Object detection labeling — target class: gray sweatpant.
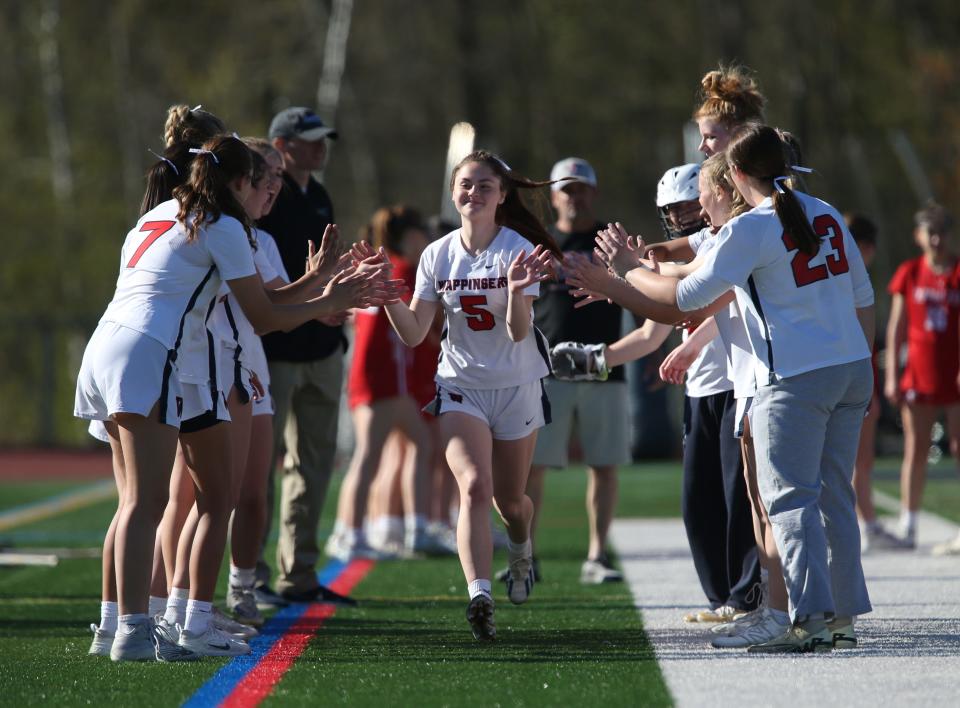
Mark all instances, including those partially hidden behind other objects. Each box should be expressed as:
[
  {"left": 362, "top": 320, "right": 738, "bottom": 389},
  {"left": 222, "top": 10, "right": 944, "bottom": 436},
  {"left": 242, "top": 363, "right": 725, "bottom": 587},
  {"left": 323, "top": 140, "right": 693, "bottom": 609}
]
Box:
[{"left": 752, "top": 358, "right": 873, "bottom": 622}]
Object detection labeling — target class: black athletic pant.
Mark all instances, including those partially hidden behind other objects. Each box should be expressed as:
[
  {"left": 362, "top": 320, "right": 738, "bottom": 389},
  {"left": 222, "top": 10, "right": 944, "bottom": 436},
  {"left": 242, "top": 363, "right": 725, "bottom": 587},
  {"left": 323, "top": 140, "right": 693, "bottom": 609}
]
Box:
[{"left": 681, "top": 390, "right": 760, "bottom": 610}]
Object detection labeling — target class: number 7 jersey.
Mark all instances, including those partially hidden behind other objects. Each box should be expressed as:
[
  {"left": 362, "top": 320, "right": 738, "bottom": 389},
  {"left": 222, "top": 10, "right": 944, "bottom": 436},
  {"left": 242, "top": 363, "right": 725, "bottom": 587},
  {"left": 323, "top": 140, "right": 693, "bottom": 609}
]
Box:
[
  {"left": 413, "top": 227, "right": 551, "bottom": 389},
  {"left": 676, "top": 191, "right": 874, "bottom": 386}
]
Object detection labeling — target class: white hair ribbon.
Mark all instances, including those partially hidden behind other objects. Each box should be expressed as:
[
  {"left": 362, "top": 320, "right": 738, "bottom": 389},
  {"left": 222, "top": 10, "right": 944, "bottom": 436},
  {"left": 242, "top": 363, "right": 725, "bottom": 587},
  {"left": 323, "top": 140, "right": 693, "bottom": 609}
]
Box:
[
  {"left": 147, "top": 148, "right": 179, "bottom": 176},
  {"left": 790, "top": 165, "right": 814, "bottom": 173},
  {"left": 493, "top": 156, "right": 512, "bottom": 172},
  {"left": 190, "top": 104, "right": 203, "bottom": 112},
  {"left": 188, "top": 147, "right": 219, "bottom": 164},
  {"left": 774, "top": 165, "right": 815, "bottom": 192}
]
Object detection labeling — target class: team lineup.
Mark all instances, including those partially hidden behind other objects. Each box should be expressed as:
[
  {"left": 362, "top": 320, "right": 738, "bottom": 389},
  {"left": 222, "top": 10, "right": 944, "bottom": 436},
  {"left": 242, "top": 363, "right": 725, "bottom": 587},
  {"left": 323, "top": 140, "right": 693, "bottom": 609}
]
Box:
[{"left": 72, "top": 63, "right": 959, "bottom": 664}]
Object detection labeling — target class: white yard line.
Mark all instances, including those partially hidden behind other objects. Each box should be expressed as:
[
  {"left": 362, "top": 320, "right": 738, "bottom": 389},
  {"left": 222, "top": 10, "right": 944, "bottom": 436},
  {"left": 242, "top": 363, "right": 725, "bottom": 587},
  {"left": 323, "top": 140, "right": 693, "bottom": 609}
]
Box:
[{"left": 611, "top": 513, "right": 960, "bottom": 707}]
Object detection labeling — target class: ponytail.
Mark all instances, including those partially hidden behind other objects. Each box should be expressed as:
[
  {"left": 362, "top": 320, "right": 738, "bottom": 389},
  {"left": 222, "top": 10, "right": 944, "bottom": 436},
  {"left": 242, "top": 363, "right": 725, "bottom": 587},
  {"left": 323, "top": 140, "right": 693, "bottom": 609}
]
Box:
[
  {"left": 173, "top": 134, "right": 253, "bottom": 244},
  {"left": 450, "top": 150, "right": 562, "bottom": 258},
  {"left": 140, "top": 142, "right": 194, "bottom": 216},
  {"left": 727, "top": 124, "right": 820, "bottom": 255},
  {"left": 163, "top": 104, "right": 226, "bottom": 148}
]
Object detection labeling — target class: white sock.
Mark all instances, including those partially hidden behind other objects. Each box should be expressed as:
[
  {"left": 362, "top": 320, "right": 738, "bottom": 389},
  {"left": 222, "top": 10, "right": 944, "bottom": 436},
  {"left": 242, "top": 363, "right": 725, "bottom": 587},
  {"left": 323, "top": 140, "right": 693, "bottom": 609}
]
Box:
[
  {"left": 759, "top": 567, "right": 769, "bottom": 584},
  {"left": 343, "top": 526, "right": 359, "bottom": 546},
  {"left": 183, "top": 599, "right": 213, "bottom": 635},
  {"left": 99, "top": 601, "right": 118, "bottom": 633},
  {"left": 148, "top": 595, "right": 168, "bottom": 618},
  {"left": 507, "top": 538, "right": 531, "bottom": 560},
  {"left": 769, "top": 608, "right": 790, "bottom": 625},
  {"left": 405, "top": 513, "right": 427, "bottom": 533},
  {"left": 900, "top": 510, "right": 917, "bottom": 533},
  {"left": 164, "top": 587, "right": 189, "bottom": 626},
  {"left": 385, "top": 516, "right": 405, "bottom": 544},
  {"left": 333, "top": 519, "right": 346, "bottom": 536},
  {"left": 229, "top": 565, "right": 256, "bottom": 590},
  {"left": 118, "top": 613, "right": 148, "bottom": 631},
  {"left": 468, "top": 579, "right": 492, "bottom": 600}
]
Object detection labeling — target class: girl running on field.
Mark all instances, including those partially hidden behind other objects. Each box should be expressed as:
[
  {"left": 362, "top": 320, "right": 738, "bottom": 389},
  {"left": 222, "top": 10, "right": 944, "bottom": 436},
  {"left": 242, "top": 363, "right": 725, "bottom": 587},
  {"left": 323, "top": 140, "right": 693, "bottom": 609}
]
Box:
[{"left": 381, "top": 150, "right": 558, "bottom": 639}]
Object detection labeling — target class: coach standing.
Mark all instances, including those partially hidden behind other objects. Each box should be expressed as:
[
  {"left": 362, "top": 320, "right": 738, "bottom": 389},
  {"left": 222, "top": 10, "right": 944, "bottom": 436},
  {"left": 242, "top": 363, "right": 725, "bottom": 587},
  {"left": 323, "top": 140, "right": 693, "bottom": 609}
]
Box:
[
  {"left": 257, "top": 107, "right": 353, "bottom": 605},
  {"left": 528, "top": 158, "right": 632, "bottom": 584}
]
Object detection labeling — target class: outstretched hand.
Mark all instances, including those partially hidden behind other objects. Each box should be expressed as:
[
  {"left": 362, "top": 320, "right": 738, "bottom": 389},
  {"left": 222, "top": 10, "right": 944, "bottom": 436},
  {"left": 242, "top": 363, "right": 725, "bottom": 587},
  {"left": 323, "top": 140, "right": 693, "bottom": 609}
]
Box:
[
  {"left": 563, "top": 252, "right": 619, "bottom": 308},
  {"left": 594, "top": 222, "right": 645, "bottom": 277},
  {"left": 507, "top": 245, "right": 554, "bottom": 293},
  {"left": 306, "top": 224, "right": 344, "bottom": 282}
]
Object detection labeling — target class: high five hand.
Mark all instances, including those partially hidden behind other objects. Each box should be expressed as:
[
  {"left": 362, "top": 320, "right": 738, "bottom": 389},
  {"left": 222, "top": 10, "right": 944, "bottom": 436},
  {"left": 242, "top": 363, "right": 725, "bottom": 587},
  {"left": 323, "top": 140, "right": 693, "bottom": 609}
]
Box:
[
  {"left": 594, "top": 222, "right": 645, "bottom": 278},
  {"left": 507, "top": 246, "right": 554, "bottom": 292},
  {"left": 563, "top": 251, "right": 617, "bottom": 308}
]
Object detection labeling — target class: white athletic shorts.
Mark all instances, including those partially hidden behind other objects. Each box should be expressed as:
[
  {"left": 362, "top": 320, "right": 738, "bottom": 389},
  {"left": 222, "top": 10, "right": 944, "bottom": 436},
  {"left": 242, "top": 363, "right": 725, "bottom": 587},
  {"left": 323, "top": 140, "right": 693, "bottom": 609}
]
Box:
[
  {"left": 532, "top": 379, "right": 631, "bottom": 468},
  {"left": 179, "top": 380, "right": 230, "bottom": 424},
  {"left": 75, "top": 321, "right": 183, "bottom": 427},
  {"left": 87, "top": 420, "right": 110, "bottom": 443},
  {"left": 217, "top": 341, "right": 272, "bottom": 415},
  {"left": 424, "top": 379, "right": 550, "bottom": 441}
]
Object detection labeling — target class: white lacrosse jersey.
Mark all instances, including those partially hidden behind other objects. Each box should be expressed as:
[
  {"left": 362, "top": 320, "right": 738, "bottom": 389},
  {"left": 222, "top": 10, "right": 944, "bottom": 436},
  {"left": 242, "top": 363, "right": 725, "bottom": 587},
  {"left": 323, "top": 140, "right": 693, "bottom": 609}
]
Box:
[
  {"left": 713, "top": 299, "right": 757, "bottom": 400},
  {"left": 100, "top": 199, "right": 257, "bottom": 381},
  {"left": 677, "top": 192, "right": 873, "bottom": 385},
  {"left": 413, "top": 227, "right": 551, "bottom": 389},
  {"left": 683, "top": 230, "right": 733, "bottom": 398}
]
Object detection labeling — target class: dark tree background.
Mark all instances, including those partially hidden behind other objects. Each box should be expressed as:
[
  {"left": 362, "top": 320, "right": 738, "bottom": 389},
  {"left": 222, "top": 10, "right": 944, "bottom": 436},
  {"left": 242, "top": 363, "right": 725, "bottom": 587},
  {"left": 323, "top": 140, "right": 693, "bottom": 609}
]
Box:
[{"left": 2, "top": 0, "right": 958, "bottom": 444}]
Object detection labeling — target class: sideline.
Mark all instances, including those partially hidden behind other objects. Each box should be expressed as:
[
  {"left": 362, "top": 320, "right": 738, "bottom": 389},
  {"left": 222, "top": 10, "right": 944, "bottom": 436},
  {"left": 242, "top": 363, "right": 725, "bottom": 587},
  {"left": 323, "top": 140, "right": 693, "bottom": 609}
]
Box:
[
  {"left": 0, "top": 480, "right": 115, "bottom": 532},
  {"left": 183, "top": 558, "right": 375, "bottom": 708},
  {"left": 612, "top": 512, "right": 960, "bottom": 707}
]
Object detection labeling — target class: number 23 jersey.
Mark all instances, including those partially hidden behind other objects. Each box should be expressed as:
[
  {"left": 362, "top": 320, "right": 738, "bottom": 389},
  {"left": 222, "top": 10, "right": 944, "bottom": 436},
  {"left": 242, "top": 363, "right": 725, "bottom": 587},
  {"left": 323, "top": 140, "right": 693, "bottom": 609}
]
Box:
[
  {"left": 677, "top": 192, "right": 874, "bottom": 385},
  {"left": 413, "top": 227, "right": 551, "bottom": 389}
]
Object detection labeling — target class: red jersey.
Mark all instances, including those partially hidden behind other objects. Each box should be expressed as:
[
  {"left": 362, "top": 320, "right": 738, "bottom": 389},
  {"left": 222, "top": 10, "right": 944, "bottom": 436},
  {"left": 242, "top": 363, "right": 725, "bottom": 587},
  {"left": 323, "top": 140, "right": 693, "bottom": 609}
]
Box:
[
  {"left": 888, "top": 256, "right": 960, "bottom": 403},
  {"left": 347, "top": 254, "right": 438, "bottom": 409}
]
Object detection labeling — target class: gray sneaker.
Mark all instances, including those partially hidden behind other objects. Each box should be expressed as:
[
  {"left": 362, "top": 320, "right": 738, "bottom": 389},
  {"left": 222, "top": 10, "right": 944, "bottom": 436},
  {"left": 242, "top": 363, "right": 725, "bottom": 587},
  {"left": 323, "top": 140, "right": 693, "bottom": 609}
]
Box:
[
  {"left": 152, "top": 617, "right": 199, "bottom": 662},
  {"left": 110, "top": 618, "right": 155, "bottom": 662},
  {"left": 827, "top": 617, "right": 857, "bottom": 648},
  {"left": 212, "top": 605, "right": 258, "bottom": 640},
  {"left": 227, "top": 585, "right": 265, "bottom": 628},
  {"left": 253, "top": 584, "right": 289, "bottom": 610},
  {"left": 88, "top": 623, "right": 114, "bottom": 656},
  {"left": 746, "top": 620, "right": 833, "bottom": 654},
  {"left": 466, "top": 594, "right": 496, "bottom": 641},
  {"left": 506, "top": 546, "right": 535, "bottom": 605}
]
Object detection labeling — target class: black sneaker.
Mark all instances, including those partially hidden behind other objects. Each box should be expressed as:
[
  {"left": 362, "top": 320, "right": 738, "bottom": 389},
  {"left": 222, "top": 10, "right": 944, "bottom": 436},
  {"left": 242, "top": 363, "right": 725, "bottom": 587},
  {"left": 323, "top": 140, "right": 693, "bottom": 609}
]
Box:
[
  {"left": 466, "top": 594, "right": 496, "bottom": 641},
  {"left": 496, "top": 555, "right": 541, "bottom": 583},
  {"left": 280, "top": 583, "right": 358, "bottom": 607},
  {"left": 253, "top": 583, "right": 289, "bottom": 610}
]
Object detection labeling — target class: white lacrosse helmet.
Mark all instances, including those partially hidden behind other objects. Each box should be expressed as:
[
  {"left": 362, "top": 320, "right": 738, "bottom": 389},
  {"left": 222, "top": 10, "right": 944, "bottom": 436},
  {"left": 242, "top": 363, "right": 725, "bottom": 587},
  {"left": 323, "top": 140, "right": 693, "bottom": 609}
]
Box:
[{"left": 656, "top": 163, "right": 705, "bottom": 239}]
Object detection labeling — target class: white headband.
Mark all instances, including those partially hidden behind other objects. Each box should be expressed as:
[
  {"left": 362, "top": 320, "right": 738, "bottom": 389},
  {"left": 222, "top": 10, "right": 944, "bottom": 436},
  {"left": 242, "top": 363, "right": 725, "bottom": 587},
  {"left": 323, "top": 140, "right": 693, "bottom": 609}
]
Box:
[
  {"left": 147, "top": 148, "right": 179, "bottom": 176},
  {"left": 188, "top": 147, "right": 219, "bottom": 164},
  {"left": 773, "top": 165, "right": 814, "bottom": 193}
]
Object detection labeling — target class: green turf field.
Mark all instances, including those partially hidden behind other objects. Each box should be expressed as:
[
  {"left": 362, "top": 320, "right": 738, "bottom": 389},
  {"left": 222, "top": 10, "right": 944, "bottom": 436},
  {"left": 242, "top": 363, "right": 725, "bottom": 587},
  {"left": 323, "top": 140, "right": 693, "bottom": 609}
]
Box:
[{"left": 0, "top": 463, "right": 681, "bottom": 707}]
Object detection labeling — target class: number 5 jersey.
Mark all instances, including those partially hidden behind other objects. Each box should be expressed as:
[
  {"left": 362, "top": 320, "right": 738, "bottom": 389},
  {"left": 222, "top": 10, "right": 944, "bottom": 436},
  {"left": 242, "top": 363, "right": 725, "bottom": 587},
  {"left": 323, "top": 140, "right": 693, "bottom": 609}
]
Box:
[{"left": 413, "top": 227, "right": 551, "bottom": 389}]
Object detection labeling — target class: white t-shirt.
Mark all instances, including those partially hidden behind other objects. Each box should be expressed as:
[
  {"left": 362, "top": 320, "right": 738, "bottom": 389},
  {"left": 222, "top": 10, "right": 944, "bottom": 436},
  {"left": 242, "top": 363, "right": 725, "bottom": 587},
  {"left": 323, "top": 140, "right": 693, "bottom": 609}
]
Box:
[
  {"left": 100, "top": 200, "right": 257, "bottom": 381},
  {"left": 677, "top": 192, "right": 873, "bottom": 385},
  {"left": 683, "top": 231, "right": 733, "bottom": 397},
  {"left": 413, "top": 227, "right": 550, "bottom": 389},
  {"left": 713, "top": 299, "right": 757, "bottom": 400},
  {"left": 256, "top": 230, "right": 290, "bottom": 284}
]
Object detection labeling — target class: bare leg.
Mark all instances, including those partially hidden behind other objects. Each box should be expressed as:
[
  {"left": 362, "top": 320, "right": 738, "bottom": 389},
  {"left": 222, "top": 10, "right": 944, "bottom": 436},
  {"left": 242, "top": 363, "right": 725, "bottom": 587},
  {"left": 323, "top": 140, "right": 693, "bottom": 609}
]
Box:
[
  {"left": 179, "top": 422, "right": 234, "bottom": 602},
  {"left": 525, "top": 465, "right": 547, "bottom": 548},
  {"left": 441, "top": 413, "right": 494, "bottom": 582},
  {"left": 338, "top": 402, "right": 403, "bottom": 530},
  {"left": 491, "top": 434, "right": 538, "bottom": 544},
  {"left": 900, "top": 403, "right": 937, "bottom": 513},
  {"left": 232, "top": 414, "right": 274, "bottom": 569},
  {"left": 586, "top": 465, "right": 618, "bottom": 560},
  {"left": 113, "top": 409, "right": 179, "bottom": 615},
  {"left": 160, "top": 444, "right": 195, "bottom": 589},
  {"left": 853, "top": 396, "right": 880, "bottom": 522},
  {"left": 101, "top": 422, "right": 126, "bottom": 604}
]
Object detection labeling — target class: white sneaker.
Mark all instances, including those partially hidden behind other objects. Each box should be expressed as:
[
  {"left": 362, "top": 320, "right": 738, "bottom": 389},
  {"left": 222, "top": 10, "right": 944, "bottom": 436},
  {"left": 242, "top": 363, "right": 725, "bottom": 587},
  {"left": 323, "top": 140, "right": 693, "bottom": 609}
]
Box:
[
  {"left": 580, "top": 557, "right": 624, "bottom": 584},
  {"left": 710, "top": 606, "right": 766, "bottom": 636},
  {"left": 227, "top": 585, "right": 265, "bottom": 628},
  {"left": 932, "top": 531, "right": 960, "bottom": 556},
  {"left": 178, "top": 623, "right": 251, "bottom": 657},
  {"left": 506, "top": 544, "right": 535, "bottom": 605},
  {"left": 109, "top": 618, "right": 155, "bottom": 662},
  {"left": 864, "top": 523, "right": 916, "bottom": 552},
  {"left": 88, "top": 623, "right": 114, "bottom": 656},
  {"left": 408, "top": 526, "right": 458, "bottom": 557},
  {"left": 324, "top": 530, "right": 347, "bottom": 559},
  {"left": 711, "top": 609, "right": 791, "bottom": 649},
  {"left": 152, "top": 617, "right": 198, "bottom": 662},
  {"left": 212, "top": 606, "right": 258, "bottom": 640}
]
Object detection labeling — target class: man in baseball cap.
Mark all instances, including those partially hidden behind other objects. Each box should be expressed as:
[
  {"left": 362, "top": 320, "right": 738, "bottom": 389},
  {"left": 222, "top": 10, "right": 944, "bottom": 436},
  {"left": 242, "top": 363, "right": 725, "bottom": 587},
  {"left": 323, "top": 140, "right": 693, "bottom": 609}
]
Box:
[
  {"left": 549, "top": 157, "right": 598, "bottom": 191},
  {"left": 268, "top": 107, "right": 339, "bottom": 142}
]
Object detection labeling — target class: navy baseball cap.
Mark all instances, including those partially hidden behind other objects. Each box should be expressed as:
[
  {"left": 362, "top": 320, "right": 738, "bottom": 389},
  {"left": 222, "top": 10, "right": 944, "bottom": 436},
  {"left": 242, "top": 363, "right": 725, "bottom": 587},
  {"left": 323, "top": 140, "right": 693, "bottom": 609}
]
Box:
[{"left": 268, "top": 107, "right": 338, "bottom": 141}]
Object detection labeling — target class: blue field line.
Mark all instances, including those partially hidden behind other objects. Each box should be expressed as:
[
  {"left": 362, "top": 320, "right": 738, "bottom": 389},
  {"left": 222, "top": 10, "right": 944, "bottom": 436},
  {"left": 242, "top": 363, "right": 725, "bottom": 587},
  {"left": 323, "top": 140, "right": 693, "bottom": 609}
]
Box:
[{"left": 182, "top": 559, "right": 346, "bottom": 708}]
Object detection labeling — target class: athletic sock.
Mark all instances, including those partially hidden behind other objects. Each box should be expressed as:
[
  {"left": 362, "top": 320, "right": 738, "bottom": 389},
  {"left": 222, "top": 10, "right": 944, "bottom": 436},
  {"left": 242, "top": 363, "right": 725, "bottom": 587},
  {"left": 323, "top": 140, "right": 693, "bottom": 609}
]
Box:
[
  {"left": 183, "top": 599, "right": 213, "bottom": 635},
  {"left": 118, "top": 613, "right": 148, "bottom": 631},
  {"left": 164, "top": 587, "right": 189, "bottom": 626},
  {"left": 405, "top": 514, "right": 427, "bottom": 546},
  {"left": 99, "top": 601, "right": 119, "bottom": 633},
  {"left": 229, "top": 565, "right": 256, "bottom": 591},
  {"left": 468, "top": 579, "right": 492, "bottom": 600},
  {"left": 507, "top": 538, "right": 531, "bottom": 561},
  {"left": 900, "top": 510, "right": 917, "bottom": 534},
  {"left": 148, "top": 595, "right": 168, "bottom": 618}
]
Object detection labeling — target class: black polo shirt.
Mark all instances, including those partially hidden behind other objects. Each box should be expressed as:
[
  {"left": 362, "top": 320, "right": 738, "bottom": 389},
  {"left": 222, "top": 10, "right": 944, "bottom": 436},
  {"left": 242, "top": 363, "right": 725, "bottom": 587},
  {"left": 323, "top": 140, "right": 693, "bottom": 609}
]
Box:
[
  {"left": 533, "top": 222, "right": 626, "bottom": 382},
  {"left": 259, "top": 173, "right": 346, "bottom": 361}
]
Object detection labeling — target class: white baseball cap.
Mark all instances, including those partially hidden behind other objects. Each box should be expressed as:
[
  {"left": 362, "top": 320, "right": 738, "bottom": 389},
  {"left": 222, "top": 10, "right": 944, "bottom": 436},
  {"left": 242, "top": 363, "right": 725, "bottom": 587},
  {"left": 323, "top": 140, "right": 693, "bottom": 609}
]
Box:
[{"left": 550, "top": 157, "right": 597, "bottom": 191}]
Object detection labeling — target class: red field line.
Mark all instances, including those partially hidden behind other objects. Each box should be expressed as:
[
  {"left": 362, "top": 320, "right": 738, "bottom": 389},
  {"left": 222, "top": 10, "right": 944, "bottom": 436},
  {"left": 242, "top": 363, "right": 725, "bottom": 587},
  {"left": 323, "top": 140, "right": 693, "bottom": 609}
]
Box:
[{"left": 0, "top": 449, "right": 112, "bottom": 481}]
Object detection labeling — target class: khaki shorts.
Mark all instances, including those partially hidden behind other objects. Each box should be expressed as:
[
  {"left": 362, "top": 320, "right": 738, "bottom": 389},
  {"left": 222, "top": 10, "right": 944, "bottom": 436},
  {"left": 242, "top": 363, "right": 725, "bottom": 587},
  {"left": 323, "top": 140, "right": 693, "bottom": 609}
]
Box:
[{"left": 533, "top": 379, "right": 630, "bottom": 468}]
